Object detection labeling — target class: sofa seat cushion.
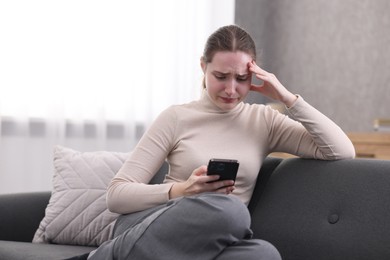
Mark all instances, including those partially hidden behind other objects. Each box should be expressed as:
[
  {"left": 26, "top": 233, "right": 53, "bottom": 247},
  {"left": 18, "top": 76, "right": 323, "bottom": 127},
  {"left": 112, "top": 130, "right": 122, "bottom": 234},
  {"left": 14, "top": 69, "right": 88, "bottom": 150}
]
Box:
[{"left": 0, "top": 240, "right": 96, "bottom": 260}]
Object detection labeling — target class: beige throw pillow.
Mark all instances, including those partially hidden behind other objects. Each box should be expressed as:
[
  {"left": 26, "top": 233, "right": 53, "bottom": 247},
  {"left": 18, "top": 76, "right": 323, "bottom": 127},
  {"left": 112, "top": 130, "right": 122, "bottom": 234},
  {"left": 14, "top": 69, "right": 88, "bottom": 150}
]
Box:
[{"left": 33, "top": 145, "right": 129, "bottom": 246}]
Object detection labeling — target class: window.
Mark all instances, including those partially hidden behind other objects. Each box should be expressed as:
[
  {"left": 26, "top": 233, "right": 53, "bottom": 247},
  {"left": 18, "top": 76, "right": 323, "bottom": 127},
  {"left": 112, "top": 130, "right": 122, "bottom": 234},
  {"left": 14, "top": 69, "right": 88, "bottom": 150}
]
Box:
[{"left": 0, "top": 0, "right": 235, "bottom": 194}]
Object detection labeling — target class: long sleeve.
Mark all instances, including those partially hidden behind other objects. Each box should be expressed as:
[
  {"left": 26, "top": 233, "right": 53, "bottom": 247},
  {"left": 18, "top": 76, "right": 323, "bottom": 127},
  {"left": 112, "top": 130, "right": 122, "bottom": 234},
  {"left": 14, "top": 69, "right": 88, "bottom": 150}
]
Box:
[
  {"left": 266, "top": 96, "right": 355, "bottom": 160},
  {"left": 106, "top": 94, "right": 355, "bottom": 215},
  {"left": 106, "top": 107, "right": 177, "bottom": 214}
]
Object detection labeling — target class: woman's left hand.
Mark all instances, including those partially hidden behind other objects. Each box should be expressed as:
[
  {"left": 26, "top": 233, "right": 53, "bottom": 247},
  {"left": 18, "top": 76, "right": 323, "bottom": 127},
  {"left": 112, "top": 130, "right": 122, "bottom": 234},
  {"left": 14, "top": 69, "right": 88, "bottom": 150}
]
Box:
[{"left": 248, "top": 61, "right": 297, "bottom": 107}]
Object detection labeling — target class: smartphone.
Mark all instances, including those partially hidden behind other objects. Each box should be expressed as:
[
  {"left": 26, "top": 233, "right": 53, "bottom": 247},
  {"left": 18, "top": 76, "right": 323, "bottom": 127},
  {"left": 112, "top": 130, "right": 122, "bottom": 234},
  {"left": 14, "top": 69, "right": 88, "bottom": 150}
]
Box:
[{"left": 207, "top": 158, "right": 239, "bottom": 182}]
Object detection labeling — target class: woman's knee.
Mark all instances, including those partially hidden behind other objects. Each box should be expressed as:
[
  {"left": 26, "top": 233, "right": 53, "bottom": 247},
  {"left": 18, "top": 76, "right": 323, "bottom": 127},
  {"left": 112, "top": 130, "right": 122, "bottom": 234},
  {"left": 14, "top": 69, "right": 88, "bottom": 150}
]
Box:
[
  {"left": 215, "top": 239, "right": 281, "bottom": 260},
  {"left": 178, "top": 193, "right": 252, "bottom": 238},
  {"left": 250, "top": 240, "right": 282, "bottom": 260}
]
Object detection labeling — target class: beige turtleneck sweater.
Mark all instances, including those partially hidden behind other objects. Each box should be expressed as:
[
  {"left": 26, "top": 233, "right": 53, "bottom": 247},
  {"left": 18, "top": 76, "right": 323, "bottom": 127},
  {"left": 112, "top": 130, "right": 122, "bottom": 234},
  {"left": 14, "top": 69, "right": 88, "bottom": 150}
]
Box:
[{"left": 107, "top": 92, "right": 355, "bottom": 214}]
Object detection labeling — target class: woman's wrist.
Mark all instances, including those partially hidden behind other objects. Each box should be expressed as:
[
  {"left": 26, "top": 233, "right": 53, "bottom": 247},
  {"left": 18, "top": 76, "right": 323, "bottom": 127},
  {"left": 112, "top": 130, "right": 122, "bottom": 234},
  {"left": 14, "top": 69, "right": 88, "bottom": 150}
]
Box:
[
  {"left": 281, "top": 92, "right": 298, "bottom": 108},
  {"left": 169, "top": 182, "right": 184, "bottom": 199}
]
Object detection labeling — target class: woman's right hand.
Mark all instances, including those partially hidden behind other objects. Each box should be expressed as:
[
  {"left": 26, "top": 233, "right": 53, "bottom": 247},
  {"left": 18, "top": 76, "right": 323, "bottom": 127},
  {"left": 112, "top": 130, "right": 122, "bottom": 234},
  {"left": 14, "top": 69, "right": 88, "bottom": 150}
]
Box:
[
  {"left": 169, "top": 166, "right": 235, "bottom": 199},
  {"left": 248, "top": 61, "right": 297, "bottom": 107}
]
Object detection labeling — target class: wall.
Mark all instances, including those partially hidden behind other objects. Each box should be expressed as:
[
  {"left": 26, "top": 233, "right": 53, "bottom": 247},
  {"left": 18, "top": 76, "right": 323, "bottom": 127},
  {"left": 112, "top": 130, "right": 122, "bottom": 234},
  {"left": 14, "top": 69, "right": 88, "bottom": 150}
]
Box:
[{"left": 236, "top": 0, "right": 390, "bottom": 132}]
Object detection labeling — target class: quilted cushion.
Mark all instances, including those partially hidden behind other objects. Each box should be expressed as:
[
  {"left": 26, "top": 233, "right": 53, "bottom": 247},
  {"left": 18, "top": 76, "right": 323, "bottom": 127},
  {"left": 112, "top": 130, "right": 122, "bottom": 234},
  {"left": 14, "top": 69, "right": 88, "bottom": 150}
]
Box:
[{"left": 32, "top": 145, "right": 129, "bottom": 246}]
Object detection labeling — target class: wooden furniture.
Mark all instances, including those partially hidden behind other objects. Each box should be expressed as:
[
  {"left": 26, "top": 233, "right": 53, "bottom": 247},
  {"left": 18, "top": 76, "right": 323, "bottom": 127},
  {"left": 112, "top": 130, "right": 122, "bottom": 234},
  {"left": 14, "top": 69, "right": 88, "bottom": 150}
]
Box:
[
  {"left": 347, "top": 132, "right": 390, "bottom": 160},
  {"left": 373, "top": 118, "right": 390, "bottom": 131},
  {"left": 269, "top": 152, "right": 296, "bottom": 159}
]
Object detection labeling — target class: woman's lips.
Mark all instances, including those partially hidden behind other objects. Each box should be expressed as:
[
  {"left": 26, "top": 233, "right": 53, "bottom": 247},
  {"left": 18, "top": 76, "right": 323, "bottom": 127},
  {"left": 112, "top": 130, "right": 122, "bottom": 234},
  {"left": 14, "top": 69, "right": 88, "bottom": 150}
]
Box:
[{"left": 219, "top": 97, "right": 238, "bottom": 103}]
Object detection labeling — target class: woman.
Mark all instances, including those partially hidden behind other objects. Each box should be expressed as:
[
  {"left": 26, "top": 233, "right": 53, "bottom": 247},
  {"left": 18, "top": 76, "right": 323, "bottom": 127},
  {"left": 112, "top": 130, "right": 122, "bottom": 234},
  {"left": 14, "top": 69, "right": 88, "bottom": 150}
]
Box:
[{"left": 72, "top": 25, "right": 355, "bottom": 260}]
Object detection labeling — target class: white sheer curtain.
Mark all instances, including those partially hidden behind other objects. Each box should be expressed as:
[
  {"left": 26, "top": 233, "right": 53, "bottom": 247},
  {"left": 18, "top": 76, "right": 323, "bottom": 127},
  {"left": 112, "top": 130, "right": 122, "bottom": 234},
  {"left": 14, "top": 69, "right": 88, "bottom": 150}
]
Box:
[{"left": 0, "top": 0, "right": 235, "bottom": 194}]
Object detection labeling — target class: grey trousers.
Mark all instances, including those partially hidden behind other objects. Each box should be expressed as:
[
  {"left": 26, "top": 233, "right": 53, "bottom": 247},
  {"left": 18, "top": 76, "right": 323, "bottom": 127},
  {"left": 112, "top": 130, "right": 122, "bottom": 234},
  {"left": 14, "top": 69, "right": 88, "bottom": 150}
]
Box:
[{"left": 88, "top": 193, "right": 281, "bottom": 260}]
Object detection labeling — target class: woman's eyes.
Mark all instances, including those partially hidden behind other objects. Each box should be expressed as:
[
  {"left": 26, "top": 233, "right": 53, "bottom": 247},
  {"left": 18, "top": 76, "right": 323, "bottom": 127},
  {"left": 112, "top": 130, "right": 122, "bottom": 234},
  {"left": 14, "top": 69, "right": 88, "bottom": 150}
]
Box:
[
  {"left": 237, "top": 76, "right": 249, "bottom": 81},
  {"left": 215, "top": 75, "right": 226, "bottom": 80},
  {"left": 214, "top": 74, "right": 249, "bottom": 81}
]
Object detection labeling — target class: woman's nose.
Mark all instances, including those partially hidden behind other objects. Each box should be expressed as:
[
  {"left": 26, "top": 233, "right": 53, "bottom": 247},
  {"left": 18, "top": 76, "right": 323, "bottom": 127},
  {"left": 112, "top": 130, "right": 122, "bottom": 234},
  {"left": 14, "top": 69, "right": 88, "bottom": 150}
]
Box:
[{"left": 225, "top": 81, "right": 237, "bottom": 96}]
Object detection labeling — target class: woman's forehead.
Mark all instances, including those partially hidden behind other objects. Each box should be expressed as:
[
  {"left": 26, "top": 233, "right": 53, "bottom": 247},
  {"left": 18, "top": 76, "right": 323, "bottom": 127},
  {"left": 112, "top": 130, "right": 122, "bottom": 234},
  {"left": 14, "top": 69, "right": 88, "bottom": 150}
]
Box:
[{"left": 209, "top": 51, "right": 252, "bottom": 74}]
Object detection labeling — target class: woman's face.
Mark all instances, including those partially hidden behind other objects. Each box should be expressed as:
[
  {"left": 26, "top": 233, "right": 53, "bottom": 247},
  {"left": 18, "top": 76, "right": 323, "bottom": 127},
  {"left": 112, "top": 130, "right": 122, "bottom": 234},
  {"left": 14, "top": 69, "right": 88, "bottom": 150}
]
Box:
[{"left": 201, "top": 51, "right": 253, "bottom": 111}]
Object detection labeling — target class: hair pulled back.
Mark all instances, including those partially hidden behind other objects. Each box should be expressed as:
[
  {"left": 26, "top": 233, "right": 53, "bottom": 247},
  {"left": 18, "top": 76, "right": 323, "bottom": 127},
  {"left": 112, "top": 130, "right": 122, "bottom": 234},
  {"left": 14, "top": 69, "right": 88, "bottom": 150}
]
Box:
[{"left": 202, "top": 25, "right": 256, "bottom": 64}]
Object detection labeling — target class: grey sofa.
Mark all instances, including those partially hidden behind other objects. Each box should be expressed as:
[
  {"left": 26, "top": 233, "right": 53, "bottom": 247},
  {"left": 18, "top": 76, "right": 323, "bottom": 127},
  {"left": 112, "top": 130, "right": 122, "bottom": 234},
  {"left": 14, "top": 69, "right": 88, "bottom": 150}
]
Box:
[{"left": 1, "top": 157, "right": 390, "bottom": 260}]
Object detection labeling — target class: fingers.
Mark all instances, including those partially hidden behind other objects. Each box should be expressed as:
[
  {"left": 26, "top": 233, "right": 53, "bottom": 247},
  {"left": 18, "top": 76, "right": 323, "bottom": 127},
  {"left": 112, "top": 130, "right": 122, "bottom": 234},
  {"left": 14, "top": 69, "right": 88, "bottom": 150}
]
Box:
[
  {"left": 197, "top": 174, "right": 235, "bottom": 194},
  {"left": 192, "top": 165, "right": 220, "bottom": 184},
  {"left": 189, "top": 166, "right": 235, "bottom": 195},
  {"left": 248, "top": 60, "right": 268, "bottom": 76},
  {"left": 205, "top": 179, "right": 235, "bottom": 194},
  {"left": 215, "top": 183, "right": 235, "bottom": 195},
  {"left": 249, "top": 65, "right": 274, "bottom": 84},
  {"left": 193, "top": 165, "right": 207, "bottom": 176},
  {"left": 248, "top": 61, "right": 266, "bottom": 94},
  {"left": 248, "top": 61, "right": 286, "bottom": 101},
  {"left": 250, "top": 83, "right": 264, "bottom": 92}
]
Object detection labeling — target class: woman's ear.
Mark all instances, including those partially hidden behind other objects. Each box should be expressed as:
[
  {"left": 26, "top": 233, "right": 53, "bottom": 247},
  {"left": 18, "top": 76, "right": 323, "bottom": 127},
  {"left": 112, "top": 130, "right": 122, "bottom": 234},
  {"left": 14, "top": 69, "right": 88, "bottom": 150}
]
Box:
[{"left": 200, "top": 57, "right": 206, "bottom": 73}]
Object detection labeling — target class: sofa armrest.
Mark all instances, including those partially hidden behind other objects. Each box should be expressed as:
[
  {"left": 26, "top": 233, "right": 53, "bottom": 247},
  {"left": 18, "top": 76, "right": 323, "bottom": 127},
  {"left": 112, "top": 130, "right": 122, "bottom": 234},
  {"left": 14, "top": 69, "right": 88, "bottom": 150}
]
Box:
[
  {"left": 248, "top": 157, "right": 283, "bottom": 214},
  {"left": 0, "top": 191, "right": 51, "bottom": 242}
]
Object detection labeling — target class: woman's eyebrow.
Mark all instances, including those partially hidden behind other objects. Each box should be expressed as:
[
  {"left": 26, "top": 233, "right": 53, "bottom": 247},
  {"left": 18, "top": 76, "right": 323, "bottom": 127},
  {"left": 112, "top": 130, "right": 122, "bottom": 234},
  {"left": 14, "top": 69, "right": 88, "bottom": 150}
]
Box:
[
  {"left": 212, "top": 71, "right": 249, "bottom": 77},
  {"left": 212, "top": 71, "right": 230, "bottom": 75}
]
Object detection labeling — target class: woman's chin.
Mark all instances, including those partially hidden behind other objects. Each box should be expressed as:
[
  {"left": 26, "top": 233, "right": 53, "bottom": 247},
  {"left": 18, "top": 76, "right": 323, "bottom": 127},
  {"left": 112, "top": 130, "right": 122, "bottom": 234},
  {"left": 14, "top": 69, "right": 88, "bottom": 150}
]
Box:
[{"left": 217, "top": 101, "right": 239, "bottom": 111}]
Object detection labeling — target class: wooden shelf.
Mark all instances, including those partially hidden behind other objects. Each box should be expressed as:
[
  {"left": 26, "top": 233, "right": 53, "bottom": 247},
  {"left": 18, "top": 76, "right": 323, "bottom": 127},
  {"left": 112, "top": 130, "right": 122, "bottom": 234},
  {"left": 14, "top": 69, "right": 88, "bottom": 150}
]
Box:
[
  {"left": 269, "top": 152, "right": 296, "bottom": 159},
  {"left": 347, "top": 132, "right": 390, "bottom": 160}
]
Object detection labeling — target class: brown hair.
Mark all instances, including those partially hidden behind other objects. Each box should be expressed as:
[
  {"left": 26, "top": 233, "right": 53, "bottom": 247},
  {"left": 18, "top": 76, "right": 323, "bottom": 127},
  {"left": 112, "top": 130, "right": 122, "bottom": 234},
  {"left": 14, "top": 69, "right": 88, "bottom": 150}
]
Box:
[{"left": 201, "top": 25, "right": 256, "bottom": 88}]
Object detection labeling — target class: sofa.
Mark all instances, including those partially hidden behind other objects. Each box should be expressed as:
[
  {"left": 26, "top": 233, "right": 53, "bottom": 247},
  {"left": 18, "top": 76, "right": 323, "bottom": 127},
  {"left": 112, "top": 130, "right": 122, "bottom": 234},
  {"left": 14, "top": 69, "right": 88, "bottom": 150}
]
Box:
[{"left": 1, "top": 157, "right": 390, "bottom": 260}]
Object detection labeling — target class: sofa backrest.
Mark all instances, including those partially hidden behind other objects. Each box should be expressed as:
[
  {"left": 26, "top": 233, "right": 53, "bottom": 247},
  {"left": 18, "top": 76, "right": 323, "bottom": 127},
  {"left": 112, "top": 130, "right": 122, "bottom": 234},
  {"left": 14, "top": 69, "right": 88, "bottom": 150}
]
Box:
[
  {"left": 0, "top": 191, "right": 51, "bottom": 242},
  {"left": 250, "top": 158, "right": 390, "bottom": 260}
]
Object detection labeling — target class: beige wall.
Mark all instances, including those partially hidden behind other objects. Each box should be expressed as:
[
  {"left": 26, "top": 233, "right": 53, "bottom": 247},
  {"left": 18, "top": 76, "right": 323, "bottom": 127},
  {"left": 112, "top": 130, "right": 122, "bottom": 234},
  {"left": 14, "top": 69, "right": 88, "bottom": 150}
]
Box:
[{"left": 236, "top": 0, "right": 390, "bottom": 132}]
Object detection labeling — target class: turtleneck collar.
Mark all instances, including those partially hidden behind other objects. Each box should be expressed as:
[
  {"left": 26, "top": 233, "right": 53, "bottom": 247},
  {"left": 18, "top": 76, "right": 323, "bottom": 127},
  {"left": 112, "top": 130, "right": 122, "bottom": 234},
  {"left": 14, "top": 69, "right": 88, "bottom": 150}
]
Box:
[{"left": 198, "top": 89, "right": 244, "bottom": 114}]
